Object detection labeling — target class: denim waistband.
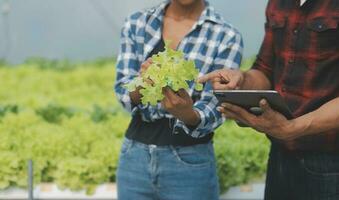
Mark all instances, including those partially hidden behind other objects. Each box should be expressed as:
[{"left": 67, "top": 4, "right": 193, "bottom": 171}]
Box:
[{"left": 124, "top": 137, "right": 212, "bottom": 151}]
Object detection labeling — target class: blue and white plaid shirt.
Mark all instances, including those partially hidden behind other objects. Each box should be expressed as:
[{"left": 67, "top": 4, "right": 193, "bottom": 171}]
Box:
[{"left": 114, "top": 1, "right": 243, "bottom": 138}]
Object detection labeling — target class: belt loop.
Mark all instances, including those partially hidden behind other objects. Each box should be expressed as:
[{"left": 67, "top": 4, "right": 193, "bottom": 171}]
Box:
[
  {"left": 130, "top": 138, "right": 135, "bottom": 149},
  {"left": 149, "top": 144, "right": 157, "bottom": 153}
]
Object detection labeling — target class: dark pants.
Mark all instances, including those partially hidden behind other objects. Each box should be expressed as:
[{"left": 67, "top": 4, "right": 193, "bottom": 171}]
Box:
[{"left": 265, "top": 143, "right": 339, "bottom": 200}]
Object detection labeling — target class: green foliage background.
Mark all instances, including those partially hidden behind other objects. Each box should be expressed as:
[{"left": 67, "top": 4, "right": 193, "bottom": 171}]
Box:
[{"left": 0, "top": 57, "right": 269, "bottom": 194}]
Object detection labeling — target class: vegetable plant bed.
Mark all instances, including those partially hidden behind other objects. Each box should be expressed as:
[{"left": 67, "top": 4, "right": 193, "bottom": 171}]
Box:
[
  {"left": 0, "top": 183, "right": 265, "bottom": 200},
  {"left": 0, "top": 183, "right": 117, "bottom": 200},
  {"left": 221, "top": 183, "right": 265, "bottom": 200}
]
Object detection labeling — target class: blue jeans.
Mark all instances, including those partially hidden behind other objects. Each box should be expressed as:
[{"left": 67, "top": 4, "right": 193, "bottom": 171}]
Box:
[
  {"left": 116, "top": 138, "right": 219, "bottom": 200},
  {"left": 265, "top": 144, "right": 339, "bottom": 200}
]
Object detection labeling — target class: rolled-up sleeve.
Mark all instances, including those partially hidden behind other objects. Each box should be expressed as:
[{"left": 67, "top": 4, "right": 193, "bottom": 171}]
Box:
[
  {"left": 251, "top": 9, "right": 275, "bottom": 82},
  {"left": 114, "top": 16, "right": 140, "bottom": 113},
  {"left": 174, "top": 31, "right": 244, "bottom": 138}
]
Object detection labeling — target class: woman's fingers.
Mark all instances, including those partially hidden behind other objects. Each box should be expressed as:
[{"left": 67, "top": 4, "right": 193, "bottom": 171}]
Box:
[{"left": 140, "top": 58, "right": 153, "bottom": 74}]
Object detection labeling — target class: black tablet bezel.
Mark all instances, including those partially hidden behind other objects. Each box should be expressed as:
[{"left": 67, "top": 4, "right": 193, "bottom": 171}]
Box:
[{"left": 213, "top": 90, "right": 293, "bottom": 119}]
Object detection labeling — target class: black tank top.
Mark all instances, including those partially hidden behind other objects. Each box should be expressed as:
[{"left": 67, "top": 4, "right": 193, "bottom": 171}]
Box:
[{"left": 125, "top": 38, "right": 213, "bottom": 146}]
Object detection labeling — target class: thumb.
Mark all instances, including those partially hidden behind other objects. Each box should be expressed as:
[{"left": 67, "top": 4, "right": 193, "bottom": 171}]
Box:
[
  {"left": 141, "top": 58, "right": 153, "bottom": 70},
  {"left": 259, "top": 99, "right": 274, "bottom": 116},
  {"left": 146, "top": 58, "right": 153, "bottom": 65},
  {"left": 224, "top": 77, "right": 240, "bottom": 90},
  {"left": 177, "top": 89, "right": 190, "bottom": 99}
]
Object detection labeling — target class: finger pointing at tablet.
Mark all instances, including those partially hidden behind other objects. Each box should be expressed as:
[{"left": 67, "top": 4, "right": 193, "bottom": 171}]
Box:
[{"left": 198, "top": 69, "right": 244, "bottom": 90}]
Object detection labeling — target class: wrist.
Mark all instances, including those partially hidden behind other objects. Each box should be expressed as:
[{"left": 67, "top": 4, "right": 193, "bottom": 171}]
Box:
[
  {"left": 181, "top": 109, "right": 201, "bottom": 127},
  {"left": 284, "top": 117, "right": 311, "bottom": 140},
  {"left": 283, "top": 119, "right": 299, "bottom": 140},
  {"left": 129, "top": 86, "right": 143, "bottom": 105},
  {"left": 290, "top": 114, "right": 314, "bottom": 137}
]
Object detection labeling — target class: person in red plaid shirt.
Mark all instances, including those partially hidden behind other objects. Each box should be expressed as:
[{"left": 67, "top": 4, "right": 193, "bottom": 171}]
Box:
[{"left": 200, "top": 0, "right": 339, "bottom": 199}]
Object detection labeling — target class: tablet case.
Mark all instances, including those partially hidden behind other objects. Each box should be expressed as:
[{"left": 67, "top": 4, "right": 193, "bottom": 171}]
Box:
[{"left": 214, "top": 90, "right": 293, "bottom": 120}]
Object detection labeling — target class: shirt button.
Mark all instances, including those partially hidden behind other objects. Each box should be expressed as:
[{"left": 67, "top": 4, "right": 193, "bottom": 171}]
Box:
[
  {"left": 288, "top": 59, "right": 294, "bottom": 64},
  {"left": 293, "top": 29, "right": 298, "bottom": 34},
  {"left": 281, "top": 86, "right": 287, "bottom": 92}
]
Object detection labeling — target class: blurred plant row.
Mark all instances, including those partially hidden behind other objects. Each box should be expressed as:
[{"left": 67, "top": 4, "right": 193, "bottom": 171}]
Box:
[{"left": 0, "top": 57, "right": 269, "bottom": 195}]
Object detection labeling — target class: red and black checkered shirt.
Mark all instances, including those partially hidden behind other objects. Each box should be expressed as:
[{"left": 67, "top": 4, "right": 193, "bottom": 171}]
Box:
[{"left": 252, "top": 0, "right": 339, "bottom": 151}]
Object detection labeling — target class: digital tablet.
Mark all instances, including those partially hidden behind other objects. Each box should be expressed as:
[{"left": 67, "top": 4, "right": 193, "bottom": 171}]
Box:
[{"left": 214, "top": 90, "right": 293, "bottom": 119}]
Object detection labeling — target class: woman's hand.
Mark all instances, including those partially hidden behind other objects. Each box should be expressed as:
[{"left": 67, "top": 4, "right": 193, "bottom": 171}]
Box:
[
  {"left": 130, "top": 58, "right": 153, "bottom": 105},
  {"left": 140, "top": 58, "right": 153, "bottom": 75},
  {"left": 161, "top": 87, "right": 200, "bottom": 127}
]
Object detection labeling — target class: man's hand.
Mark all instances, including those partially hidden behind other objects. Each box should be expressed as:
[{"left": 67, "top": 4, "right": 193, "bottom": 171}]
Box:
[
  {"left": 130, "top": 58, "right": 153, "bottom": 105},
  {"left": 161, "top": 87, "right": 200, "bottom": 127},
  {"left": 198, "top": 69, "right": 245, "bottom": 90},
  {"left": 218, "top": 99, "right": 300, "bottom": 141}
]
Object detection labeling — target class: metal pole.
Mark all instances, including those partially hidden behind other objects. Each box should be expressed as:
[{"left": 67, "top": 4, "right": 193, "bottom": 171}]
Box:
[
  {"left": 1, "top": 0, "right": 11, "bottom": 61},
  {"left": 28, "top": 159, "right": 34, "bottom": 200}
]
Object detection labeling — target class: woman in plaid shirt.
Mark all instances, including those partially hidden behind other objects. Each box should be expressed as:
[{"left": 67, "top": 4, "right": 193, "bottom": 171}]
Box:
[{"left": 114, "top": 0, "right": 243, "bottom": 199}]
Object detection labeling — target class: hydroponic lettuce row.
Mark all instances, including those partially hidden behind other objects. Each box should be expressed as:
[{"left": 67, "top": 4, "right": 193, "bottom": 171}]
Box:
[
  {"left": 0, "top": 58, "right": 268, "bottom": 195},
  {"left": 125, "top": 41, "right": 203, "bottom": 105}
]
